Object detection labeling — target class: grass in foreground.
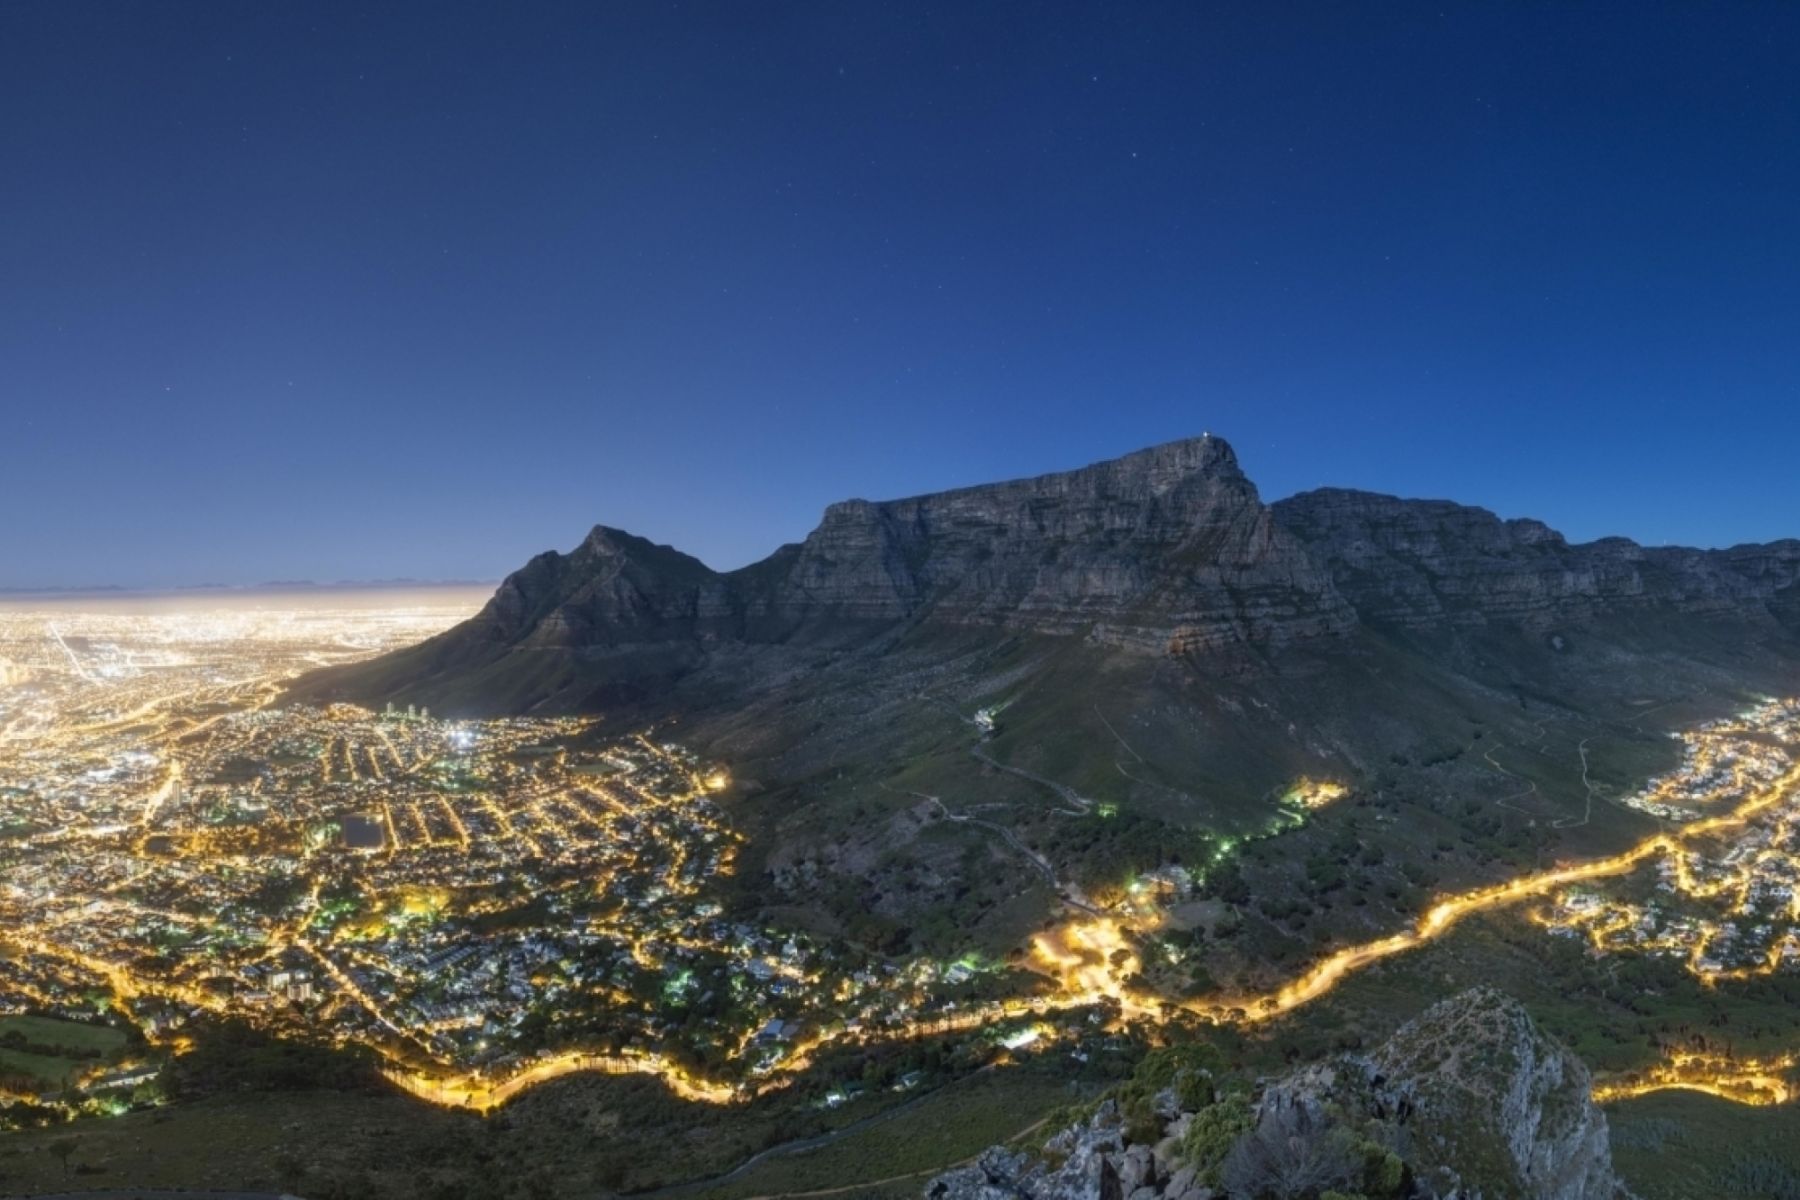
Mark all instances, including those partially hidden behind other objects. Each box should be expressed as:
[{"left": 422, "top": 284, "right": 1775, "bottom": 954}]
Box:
[
  {"left": 683, "top": 1064, "right": 1088, "bottom": 1200},
  {"left": 0, "top": 1046, "right": 1101, "bottom": 1199},
  {"left": 0, "top": 1017, "right": 128, "bottom": 1056},
  {"left": 1610, "top": 1088, "right": 1800, "bottom": 1199}
]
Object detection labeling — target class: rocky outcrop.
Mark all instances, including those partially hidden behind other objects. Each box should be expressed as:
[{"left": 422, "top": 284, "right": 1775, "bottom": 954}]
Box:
[
  {"left": 739, "top": 436, "right": 1351, "bottom": 651},
  {"left": 1359, "top": 987, "right": 1617, "bottom": 1200},
  {"left": 927, "top": 988, "right": 1621, "bottom": 1200},
  {"left": 927, "top": 1097, "right": 1210, "bottom": 1200},
  {"left": 1272, "top": 487, "right": 1800, "bottom": 634},
  {"left": 1270, "top": 987, "right": 1619, "bottom": 1199}
]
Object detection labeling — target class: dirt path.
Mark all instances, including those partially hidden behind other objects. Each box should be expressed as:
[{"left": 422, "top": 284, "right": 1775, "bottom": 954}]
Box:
[
  {"left": 968, "top": 743, "right": 1093, "bottom": 816},
  {"left": 1552, "top": 736, "right": 1599, "bottom": 829},
  {"left": 1481, "top": 712, "right": 1565, "bottom": 820},
  {"left": 1093, "top": 705, "right": 1144, "bottom": 764}
]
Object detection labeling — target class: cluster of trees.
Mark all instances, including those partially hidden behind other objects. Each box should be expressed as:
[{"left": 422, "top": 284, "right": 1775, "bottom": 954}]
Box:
[
  {"left": 1039, "top": 808, "right": 1209, "bottom": 898},
  {"left": 159, "top": 1018, "right": 383, "bottom": 1100}
]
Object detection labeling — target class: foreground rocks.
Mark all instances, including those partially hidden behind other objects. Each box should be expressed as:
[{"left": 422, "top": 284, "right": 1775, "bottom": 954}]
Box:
[
  {"left": 1364, "top": 987, "right": 1616, "bottom": 1199},
  {"left": 925, "top": 1096, "right": 1215, "bottom": 1200},
  {"left": 928, "top": 988, "right": 1624, "bottom": 1200}
]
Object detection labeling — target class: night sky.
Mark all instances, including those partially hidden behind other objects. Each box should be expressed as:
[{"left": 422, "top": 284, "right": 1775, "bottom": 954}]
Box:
[{"left": 5, "top": 2, "right": 1799, "bottom": 588}]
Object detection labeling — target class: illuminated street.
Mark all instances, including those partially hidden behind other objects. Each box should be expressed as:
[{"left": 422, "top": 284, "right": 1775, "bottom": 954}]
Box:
[
  {"left": 1591, "top": 1048, "right": 1797, "bottom": 1107},
  {"left": 1531, "top": 702, "right": 1800, "bottom": 986}
]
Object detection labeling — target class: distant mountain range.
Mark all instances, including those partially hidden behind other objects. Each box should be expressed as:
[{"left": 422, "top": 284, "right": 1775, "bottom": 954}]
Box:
[
  {"left": 0, "top": 584, "right": 131, "bottom": 595},
  {"left": 0, "top": 579, "right": 495, "bottom": 597},
  {"left": 247, "top": 578, "right": 497, "bottom": 591},
  {"left": 297, "top": 434, "right": 1800, "bottom": 718}
]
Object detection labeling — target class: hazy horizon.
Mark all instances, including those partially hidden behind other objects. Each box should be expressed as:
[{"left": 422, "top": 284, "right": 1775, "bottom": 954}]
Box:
[{"left": 8, "top": 430, "right": 1799, "bottom": 592}]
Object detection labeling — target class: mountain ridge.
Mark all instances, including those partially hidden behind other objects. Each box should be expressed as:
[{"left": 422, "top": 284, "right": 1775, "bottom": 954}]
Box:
[
  {"left": 294, "top": 434, "right": 1800, "bottom": 718},
  {"left": 289, "top": 432, "right": 1800, "bottom": 1044},
  {"left": 1272, "top": 485, "right": 1800, "bottom": 634}
]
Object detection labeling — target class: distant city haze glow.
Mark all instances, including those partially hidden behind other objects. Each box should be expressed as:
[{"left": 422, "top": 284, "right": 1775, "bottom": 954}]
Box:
[{"left": 4, "top": 2, "right": 1798, "bottom": 588}]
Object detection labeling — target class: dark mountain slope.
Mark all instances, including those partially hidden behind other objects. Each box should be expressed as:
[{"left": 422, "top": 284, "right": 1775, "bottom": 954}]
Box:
[
  {"left": 290, "top": 435, "right": 1800, "bottom": 964},
  {"left": 294, "top": 436, "right": 1356, "bottom": 714},
  {"left": 297, "top": 437, "right": 1800, "bottom": 723}
]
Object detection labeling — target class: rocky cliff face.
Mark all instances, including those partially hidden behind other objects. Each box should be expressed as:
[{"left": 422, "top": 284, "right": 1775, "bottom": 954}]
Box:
[
  {"left": 472, "top": 526, "right": 726, "bottom": 649},
  {"left": 440, "top": 436, "right": 1355, "bottom": 654},
  {"left": 1358, "top": 987, "right": 1617, "bottom": 1199},
  {"left": 296, "top": 435, "right": 1800, "bottom": 716},
  {"left": 926, "top": 1096, "right": 1191, "bottom": 1200},
  {"left": 928, "top": 988, "right": 1621, "bottom": 1200},
  {"left": 296, "top": 436, "right": 1363, "bottom": 713},
  {"left": 740, "top": 436, "right": 1351, "bottom": 651},
  {"left": 1272, "top": 487, "right": 1800, "bottom": 634}
]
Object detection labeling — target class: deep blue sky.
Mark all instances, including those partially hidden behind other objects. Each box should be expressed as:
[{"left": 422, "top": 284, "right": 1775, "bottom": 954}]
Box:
[{"left": 5, "top": 2, "right": 1799, "bottom": 587}]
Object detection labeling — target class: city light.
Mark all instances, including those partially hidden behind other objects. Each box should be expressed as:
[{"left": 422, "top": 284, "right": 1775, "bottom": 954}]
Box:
[{"left": 5, "top": 600, "right": 1800, "bottom": 1117}]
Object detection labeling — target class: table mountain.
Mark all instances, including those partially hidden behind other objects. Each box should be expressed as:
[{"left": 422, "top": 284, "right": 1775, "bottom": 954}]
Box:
[
  {"left": 295, "top": 434, "right": 1800, "bottom": 718},
  {"left": 294, "top": 435, "right": 1363, "bottom": 712},
  {"left": 291, "top": 434, "right": 1800, "bottom": 992}
]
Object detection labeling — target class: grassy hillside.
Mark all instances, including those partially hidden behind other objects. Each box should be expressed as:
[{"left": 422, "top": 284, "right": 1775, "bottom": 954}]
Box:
[
  {"left": 0, "top": 1056, "right": 1096, "bottom": 1200},
  {"left": 1612, "top": 1091, "right": 1800, "bottom": 1199}
]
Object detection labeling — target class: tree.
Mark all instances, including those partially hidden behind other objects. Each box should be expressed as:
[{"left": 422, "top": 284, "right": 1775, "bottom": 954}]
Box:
[
  {"left": 1180, "top": 1096, "right": 1254, "bottom": 1184},
  {"left": 1221, "top": 1103, "right": 1360, "bottom": 1200},
  {"left": 47, "top": 1136, "right": 79, "bottom": 1178}
]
